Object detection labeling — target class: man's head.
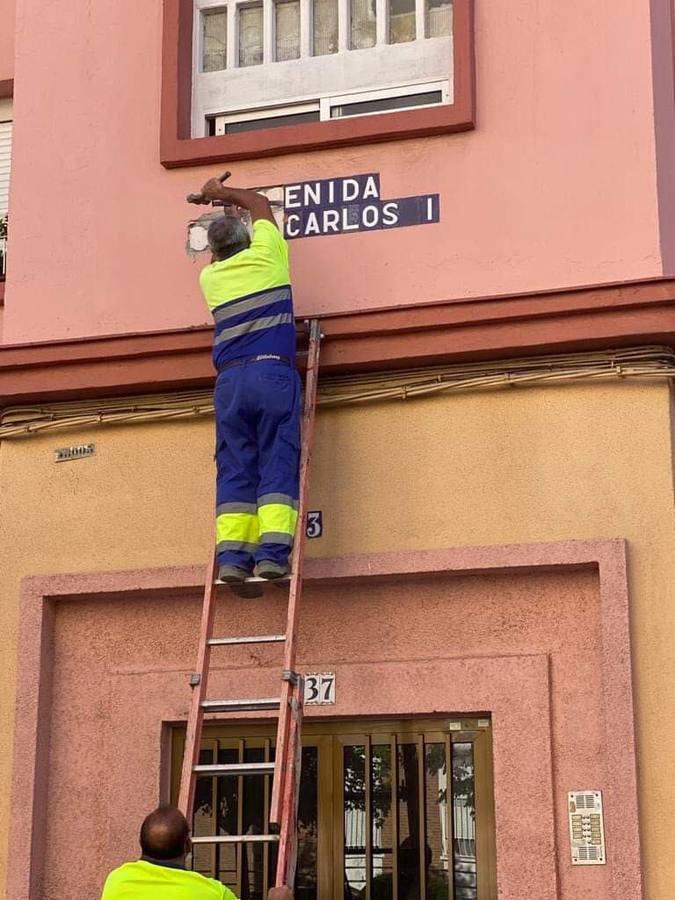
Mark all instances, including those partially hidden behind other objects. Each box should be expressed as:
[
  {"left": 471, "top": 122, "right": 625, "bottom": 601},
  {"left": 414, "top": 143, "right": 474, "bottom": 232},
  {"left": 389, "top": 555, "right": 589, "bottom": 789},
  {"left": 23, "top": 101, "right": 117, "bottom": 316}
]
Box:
[
  {"left": 139, "top": 805, "right": 191, "bottom": 862},
  {"left": 208, "top": 215, "right": 251, "bottom": 261}
]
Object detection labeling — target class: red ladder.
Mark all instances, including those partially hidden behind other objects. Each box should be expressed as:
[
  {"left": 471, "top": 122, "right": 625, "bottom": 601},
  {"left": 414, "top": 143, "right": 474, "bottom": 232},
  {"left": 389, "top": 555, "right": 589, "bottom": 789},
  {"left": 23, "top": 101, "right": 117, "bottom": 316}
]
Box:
[{"left": 178, "top": 319, "right": 322, "bottom": 892}]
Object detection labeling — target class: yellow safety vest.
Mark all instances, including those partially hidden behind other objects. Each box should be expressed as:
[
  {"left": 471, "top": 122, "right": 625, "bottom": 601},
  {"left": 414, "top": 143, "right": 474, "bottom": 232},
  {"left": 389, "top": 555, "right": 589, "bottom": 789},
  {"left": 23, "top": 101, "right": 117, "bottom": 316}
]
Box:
[{"left": 101, "top": 860, "right": 238, "bottom": 900}]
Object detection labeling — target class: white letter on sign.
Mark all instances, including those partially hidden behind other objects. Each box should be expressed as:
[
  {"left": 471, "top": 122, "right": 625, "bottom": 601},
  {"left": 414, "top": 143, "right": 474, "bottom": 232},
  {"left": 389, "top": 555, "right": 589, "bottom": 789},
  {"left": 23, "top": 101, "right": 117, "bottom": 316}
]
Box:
[
  {"left": 363, "top": 176, "right": 379, "bottom": 199},
  {"left": 285, "top": 185, "right": 302, "bottom": 209},
  {"left": 323, "top": 209, "right": 340, "bottom": 233},
  {"left": 286, "top": 214, "right": 301, "bottom": 237},
  {"left": 362, "top": 205, "right": 379, "bottom": 228},
  {"left": 382, "top": 202, "right": 399, "bottom": 225},
  {"left": 305, "top": 212, "right": 320, "bottom": 235},
  {"left": 342, "top": 178, "right": 360, "bottom": 202},
  {"left": 341, "top": 208, "right": 359, "bottom": 231}
]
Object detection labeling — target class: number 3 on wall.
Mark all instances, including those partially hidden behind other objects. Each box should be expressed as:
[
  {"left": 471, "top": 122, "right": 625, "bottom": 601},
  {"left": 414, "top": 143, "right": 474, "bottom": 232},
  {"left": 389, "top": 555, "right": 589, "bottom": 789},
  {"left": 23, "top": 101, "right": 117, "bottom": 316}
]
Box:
[
  {"left": 304, "top": 672, "right": 336, "bottom": 705},
  {"left": 306, "top": 511, "right": 323, "bottom": 539}
]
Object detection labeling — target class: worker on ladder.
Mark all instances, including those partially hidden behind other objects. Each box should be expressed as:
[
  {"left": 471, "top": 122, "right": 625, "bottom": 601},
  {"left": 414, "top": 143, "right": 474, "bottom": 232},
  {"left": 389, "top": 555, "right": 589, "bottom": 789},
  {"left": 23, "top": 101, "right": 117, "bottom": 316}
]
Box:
[{"left": 195, "top": 173, "right": 301, "bottom": 598}]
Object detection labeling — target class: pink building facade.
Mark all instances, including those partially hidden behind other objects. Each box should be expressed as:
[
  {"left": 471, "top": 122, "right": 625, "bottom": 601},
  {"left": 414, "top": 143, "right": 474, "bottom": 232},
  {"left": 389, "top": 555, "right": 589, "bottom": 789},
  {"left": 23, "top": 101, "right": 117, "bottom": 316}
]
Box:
[{"left": 2, "top": 1, "right": 675, "bottom": 899}]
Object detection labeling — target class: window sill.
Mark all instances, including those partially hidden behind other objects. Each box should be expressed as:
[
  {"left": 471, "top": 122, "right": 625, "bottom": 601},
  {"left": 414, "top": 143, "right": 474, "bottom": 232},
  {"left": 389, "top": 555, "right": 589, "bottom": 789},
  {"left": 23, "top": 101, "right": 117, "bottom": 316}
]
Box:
[{"left": 160, "top": 0, "right": 475, "bottom": 168}]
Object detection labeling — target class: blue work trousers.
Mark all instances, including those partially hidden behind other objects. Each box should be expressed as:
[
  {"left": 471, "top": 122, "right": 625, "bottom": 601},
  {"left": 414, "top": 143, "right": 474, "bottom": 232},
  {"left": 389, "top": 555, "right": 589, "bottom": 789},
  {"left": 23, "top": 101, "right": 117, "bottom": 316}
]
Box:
[{"left": 214, "top": 358, "right": 301, "bottom": 572}]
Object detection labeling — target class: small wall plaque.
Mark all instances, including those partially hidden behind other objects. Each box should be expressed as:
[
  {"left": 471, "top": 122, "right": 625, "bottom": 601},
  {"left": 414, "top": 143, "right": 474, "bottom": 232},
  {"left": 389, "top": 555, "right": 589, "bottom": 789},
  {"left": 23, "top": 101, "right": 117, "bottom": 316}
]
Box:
[
  {"left": 568, "top": 790, "right": 606, "bottom": 865},
  {"left": 55, "top": 444, "right": 95, "bottom": 463},
  {"left": 304, "top": 672, "right": 336, "bottom": 705}
]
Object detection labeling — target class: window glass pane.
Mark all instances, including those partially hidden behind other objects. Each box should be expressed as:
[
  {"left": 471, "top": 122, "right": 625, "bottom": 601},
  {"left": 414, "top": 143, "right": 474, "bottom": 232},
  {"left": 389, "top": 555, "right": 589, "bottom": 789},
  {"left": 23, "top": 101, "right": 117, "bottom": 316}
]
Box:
[
  {"left": 425, "top": 743, "right": 451, "bottom": 899},
  {"left": 276, "top": 0, "right": 300, "bottom": 59},
  {"left": 202, "top": 8, "right": 228, "bottom": 71},
  {"left": 350, "top": 0, "right": 377, "bottom": 49},
  {"left": 223, "top": 110, "right": 320, "bottom": 134},
  {"left": 397, "top": 742, "right": 421, "bottom": 899},
  {"left": 452, "top": 742, "right": 477, "bottom": 900},
  {"left": 312, "top": 0, "right": 338, "bottom": 55},
  {"left": 239, "top": 4, "right": 264, "bottom": 66},
  {"left": 425, "top": 0, "right": 451, "bottom": 37},
  {"left": 371, "top": 744, "right": 394, "bottom": 895},
  {"left": 388, "top": 0, "right": 415, "bottom": 43},
  {"left": 344, "top": 745, "right": 367, "bottom": 896},
  {"left": 330, "top": 89, "right": 442, "bottom": 118}
]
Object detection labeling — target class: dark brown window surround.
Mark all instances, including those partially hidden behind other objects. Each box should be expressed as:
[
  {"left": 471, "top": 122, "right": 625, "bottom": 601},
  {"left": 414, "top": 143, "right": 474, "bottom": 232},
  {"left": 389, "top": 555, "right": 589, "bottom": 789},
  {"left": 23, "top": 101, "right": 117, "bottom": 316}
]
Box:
[{"left": 160, "top": 0, "right": 475, "bottom": 168}]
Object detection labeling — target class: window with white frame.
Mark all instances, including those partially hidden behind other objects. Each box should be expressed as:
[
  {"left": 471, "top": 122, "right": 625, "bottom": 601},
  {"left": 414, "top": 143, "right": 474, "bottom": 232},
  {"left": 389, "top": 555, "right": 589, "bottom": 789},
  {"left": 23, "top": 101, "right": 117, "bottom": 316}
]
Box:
[{"left": 192, "top": 0, "right": 453, "bottom": 136}]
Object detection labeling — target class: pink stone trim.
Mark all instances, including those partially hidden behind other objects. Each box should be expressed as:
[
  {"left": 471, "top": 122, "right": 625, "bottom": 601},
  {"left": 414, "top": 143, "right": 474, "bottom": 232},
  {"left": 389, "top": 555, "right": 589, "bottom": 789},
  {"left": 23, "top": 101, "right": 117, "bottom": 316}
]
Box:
[{"left": 7, "top": 540, "right": 643, "bottom": 899}]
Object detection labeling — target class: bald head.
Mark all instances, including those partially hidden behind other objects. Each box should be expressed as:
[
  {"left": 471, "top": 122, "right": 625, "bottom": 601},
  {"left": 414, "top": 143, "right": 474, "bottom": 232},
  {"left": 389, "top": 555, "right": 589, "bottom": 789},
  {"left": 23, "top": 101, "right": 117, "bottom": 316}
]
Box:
[{"left": 139, "top": 806, "right": 190, "bottom": 861}]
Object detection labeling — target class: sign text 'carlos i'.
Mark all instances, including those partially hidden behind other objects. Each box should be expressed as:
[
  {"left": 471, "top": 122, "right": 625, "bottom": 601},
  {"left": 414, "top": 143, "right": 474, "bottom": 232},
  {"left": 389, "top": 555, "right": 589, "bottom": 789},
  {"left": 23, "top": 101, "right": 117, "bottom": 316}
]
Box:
[{"left": 270, "top": 173, "right": 439, "bottom": 240}]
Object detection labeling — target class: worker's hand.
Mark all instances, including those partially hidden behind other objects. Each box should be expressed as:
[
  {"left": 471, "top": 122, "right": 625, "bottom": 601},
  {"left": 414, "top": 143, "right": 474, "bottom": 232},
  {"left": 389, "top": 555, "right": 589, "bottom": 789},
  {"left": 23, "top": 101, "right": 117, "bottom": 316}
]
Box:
[
  {"left": 268, "top": 887, "right": 293, "bottom": 900},
  {"left": 201, "top": 172, "right": 232, "bottom": 201}
]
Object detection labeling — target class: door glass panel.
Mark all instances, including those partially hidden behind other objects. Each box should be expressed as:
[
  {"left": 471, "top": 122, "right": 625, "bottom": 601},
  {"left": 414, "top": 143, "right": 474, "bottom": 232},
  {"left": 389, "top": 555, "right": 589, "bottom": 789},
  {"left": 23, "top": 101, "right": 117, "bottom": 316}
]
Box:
[
  {"left": 344, "top": 744, "right": 367, "bottom": 896},
  {"left": 425, "top": 742, "right": 451, "bottom": 899},
  {"left": 452, "top": 742, "right": 477, "bottom": 900},
  {"left": 265, "top": 745, "right": 318, "bottom": 900},
  {"left": 296, "top": 746, "right": 319, "bottom": 900},
  {"left": 350, "top": 0, "right": 377, "bottom": 48},
  {"left": 216, "top": 746, "right": 240, "bottom": 893},
  {"left": 239, "top": 4, "right": 264, "bottom": 66},
  {"left": 397, "top": 742, "right": 421, "bottom": 900},
  {"left": 242, "top": 745, "right": 266, "bottom": 900},
  {"left": 193, "top": 746, "right": 217, "bottom": 876},
  {"left": 371, "top": 744, "right": 394, "bottom": 897},
  {"left": 312, "top": 0, "right": 338, "bottom": 55}
]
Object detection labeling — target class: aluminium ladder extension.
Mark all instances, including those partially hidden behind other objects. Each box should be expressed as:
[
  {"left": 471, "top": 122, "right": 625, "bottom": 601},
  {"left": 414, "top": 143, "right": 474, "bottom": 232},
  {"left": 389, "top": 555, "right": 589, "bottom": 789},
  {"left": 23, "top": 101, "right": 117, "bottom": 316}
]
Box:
[{"left": 178, "top": 318, "right": 323, "bottom": 893}]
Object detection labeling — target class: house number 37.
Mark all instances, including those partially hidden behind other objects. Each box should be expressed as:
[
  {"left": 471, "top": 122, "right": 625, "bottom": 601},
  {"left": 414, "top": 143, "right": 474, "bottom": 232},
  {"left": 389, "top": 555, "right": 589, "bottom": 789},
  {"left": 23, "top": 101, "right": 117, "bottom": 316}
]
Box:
[{"left": 304, "top": 672, "right": 336, "bottom": 705}]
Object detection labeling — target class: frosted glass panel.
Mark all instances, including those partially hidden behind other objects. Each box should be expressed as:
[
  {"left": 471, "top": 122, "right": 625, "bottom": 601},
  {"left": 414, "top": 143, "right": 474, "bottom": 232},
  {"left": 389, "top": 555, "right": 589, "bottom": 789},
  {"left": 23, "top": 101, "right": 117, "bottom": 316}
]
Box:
[
  {"left": 426, "top": 0, "right": 451, "bottom": 37},
  {"left": 239, "top": 4, "right": 264, "bottom": 66},
  {"left": 351, "top": 0, "right": 376, "bottom": 48},
  {"left": 276, "top": 0, "right": 300, "bottom": 59},
  {"left": 388, "top": 0, "right": 415, "bottom": 43},
  {"left": 202, "top": 8, "right": 227, "bottom": 71},
  {"left": 312, "top": 0, "right": 338, "bottom": 55}
]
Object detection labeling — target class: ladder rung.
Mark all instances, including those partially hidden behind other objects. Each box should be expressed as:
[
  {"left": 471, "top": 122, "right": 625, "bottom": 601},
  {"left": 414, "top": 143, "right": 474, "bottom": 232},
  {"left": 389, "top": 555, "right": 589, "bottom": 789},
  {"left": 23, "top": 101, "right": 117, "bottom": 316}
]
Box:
[
  {"left": 193, "top": 762, "right": 275, "bottom": 776},
  {"left": 208, "top": 634, "right": 286, "bottom": 646},
  {"left": 201, "top": 698, "right": 281, "bottom": 713},
  {"left": 215, "top": 575, "right": 291, "bottom": 586},
  {"left": 191, "top": 834, "right": 280, "bottom": 845}
]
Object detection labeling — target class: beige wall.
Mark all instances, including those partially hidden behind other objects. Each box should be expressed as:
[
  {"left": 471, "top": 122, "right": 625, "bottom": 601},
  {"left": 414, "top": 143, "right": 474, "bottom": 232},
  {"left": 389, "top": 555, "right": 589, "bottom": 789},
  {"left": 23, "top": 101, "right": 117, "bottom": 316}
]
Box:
[{"left": 1, "top": 379, "right": 675, "bottom": 896}]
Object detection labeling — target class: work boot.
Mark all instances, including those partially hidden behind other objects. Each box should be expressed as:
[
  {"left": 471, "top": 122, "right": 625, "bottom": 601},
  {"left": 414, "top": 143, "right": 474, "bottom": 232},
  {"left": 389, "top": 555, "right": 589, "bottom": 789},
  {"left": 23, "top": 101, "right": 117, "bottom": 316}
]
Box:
[
  {"left": 253, "top": 561, "right": 290, "bottom": 580},
  {"left": 218, "top": 565, "right": 264, "bottom": 599}
]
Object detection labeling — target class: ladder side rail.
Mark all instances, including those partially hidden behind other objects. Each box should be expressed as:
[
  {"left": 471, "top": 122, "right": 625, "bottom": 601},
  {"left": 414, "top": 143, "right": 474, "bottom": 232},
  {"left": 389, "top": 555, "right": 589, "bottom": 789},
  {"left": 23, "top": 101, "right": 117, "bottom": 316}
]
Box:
[
  {"left": 177, "top": 550, "right": 219, "bottom": 817},
  {"left": 270, "top": 319, "right": 322, "bottom": 829},
  {"left": 275, "top": 682, "right": 304, "bottom": 888}
]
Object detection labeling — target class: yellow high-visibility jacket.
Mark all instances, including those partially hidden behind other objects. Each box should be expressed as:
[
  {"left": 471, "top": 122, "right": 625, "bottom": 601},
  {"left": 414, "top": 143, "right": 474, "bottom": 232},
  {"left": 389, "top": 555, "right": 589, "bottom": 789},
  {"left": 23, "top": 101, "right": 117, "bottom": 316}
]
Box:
[{"left": 101, "top": 860, "right": 238, "bottom": 900}]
